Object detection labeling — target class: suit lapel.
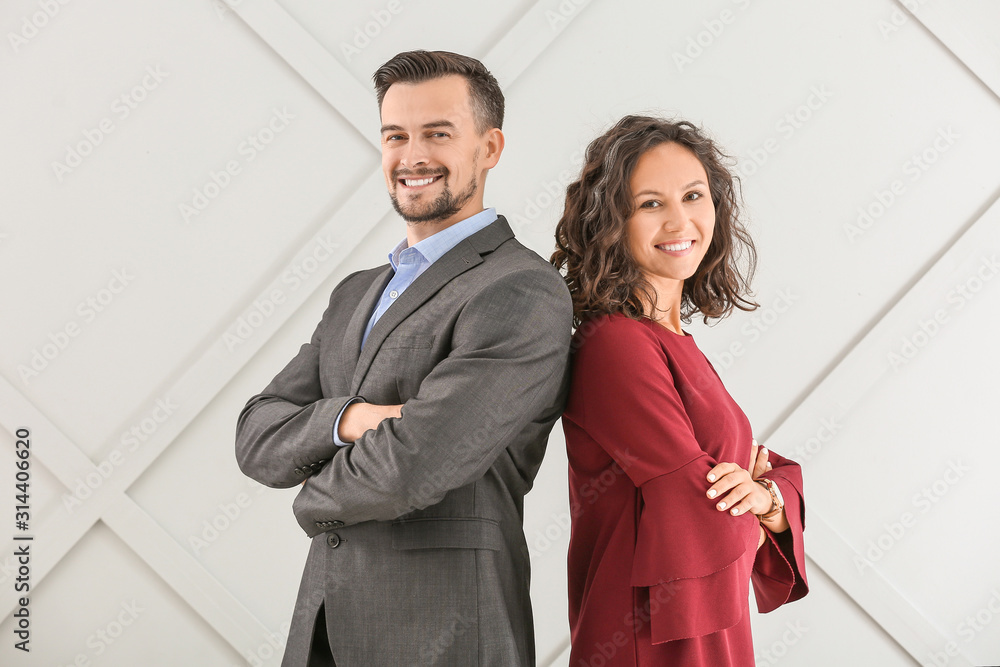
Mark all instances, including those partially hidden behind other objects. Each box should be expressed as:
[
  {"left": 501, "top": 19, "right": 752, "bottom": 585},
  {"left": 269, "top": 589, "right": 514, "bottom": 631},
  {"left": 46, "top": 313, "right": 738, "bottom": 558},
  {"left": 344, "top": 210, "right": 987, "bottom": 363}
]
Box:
[
  {"left": 341, "top": 265, "right": 392, "bottom": 382},
  {"left": 348, "top": 216, "right": 515, "bottom": 395}
]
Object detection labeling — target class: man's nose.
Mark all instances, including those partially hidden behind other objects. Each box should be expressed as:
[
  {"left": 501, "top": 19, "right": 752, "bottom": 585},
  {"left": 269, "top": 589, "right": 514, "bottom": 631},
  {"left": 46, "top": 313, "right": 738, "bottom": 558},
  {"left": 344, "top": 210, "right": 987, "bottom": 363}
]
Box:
[{"left": 400, "top": 138, "right": 429, "bottom": 168}]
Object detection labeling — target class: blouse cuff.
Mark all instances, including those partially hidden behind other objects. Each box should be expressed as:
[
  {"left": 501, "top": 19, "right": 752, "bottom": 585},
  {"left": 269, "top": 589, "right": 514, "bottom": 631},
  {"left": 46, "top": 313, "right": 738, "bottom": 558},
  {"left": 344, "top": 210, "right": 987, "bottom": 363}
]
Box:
[
  {"left": 630, "top": 457, "right": 761, "bottom": 643},
  {"left": 752, "top": 470, "right": 809, "bottom": 612}
]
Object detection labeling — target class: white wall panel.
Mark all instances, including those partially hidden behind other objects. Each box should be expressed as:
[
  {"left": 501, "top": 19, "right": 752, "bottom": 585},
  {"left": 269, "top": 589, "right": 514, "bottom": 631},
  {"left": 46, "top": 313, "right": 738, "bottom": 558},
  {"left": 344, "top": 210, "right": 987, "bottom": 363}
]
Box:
[{"left": 2, "top": 0, "right": 997, "bottom": 665}]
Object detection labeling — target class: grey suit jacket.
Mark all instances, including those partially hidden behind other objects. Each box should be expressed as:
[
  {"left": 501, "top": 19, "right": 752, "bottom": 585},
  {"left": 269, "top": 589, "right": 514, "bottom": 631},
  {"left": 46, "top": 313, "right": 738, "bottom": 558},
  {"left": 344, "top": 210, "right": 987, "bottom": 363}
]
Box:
[{"left": 235, "top": 216, "right": 573, "bottom": 666}]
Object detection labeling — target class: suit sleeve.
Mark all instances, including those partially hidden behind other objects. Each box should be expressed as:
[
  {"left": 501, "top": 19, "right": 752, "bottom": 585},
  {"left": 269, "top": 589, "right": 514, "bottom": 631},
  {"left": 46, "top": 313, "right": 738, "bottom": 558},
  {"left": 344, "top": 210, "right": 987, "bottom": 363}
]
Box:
[
  {"left": 752, "top": 450, "right": 809, "bottom": 611},
  {"left": 291, "top": 267, "right": 573, "bottom": 534},
  {"left": 234, "top": 273, "right": 365, "bottom": 488},
  {"left": 563, "top": 319, "right": 761, "bottom": 644}
]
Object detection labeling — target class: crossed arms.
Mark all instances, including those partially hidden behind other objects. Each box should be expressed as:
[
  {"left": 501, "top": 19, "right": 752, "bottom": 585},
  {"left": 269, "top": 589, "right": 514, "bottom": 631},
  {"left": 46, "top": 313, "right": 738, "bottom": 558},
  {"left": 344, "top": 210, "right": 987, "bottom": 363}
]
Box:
[{"left": 235, "top": 267, "right": 573, "bottom": 536}]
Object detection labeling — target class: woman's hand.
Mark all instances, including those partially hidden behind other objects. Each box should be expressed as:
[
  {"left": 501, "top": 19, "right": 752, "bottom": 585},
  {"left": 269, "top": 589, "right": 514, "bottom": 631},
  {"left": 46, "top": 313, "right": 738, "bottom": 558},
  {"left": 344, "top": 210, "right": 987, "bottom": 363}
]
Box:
[
  {"left": 706, "top": 459, "right": 773, "bottom": 517},
  {"left": 749, "top": 438, "right": 771, "bottom": 479}
]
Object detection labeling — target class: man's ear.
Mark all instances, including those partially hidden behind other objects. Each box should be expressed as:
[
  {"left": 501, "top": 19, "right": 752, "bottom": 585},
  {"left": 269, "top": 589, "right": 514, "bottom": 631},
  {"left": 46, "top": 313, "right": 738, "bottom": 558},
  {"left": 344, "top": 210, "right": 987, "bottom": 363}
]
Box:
[{"left": 481, "top": 128, "right": 505, "bottom": 169}]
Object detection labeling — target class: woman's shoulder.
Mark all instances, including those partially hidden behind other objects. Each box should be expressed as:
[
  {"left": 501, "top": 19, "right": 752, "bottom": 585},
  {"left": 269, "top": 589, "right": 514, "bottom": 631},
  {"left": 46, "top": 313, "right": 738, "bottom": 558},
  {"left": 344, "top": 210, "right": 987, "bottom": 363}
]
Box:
[{"left": 572, "top": 312, "right": 660, "bottom": 350}]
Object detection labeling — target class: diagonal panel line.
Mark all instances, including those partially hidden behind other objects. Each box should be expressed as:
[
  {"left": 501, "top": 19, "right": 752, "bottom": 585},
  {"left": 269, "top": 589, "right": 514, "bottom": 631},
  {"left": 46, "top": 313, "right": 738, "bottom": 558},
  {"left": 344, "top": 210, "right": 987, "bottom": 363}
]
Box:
[
  {"left": 230, "top": 0, "right": 381, "bottom": 149},
  {"left": 803, "top": 517, "right": 960, "bottom": 666},
  {"left": 0, "top": 170, "right": 389, "bottom": 616},
  {"left": 758, "top": 192, "right": 1000, "bottom": 666},
  {"left": 484, "top": 0, "right": 591, "bottom": 79},
  {"left": 900, "top": 0, "right": 1000, "bottom": 102},
  {"left": 541, "top": 637, "right": 571, "bottom": 667},
  {"left": 0, "top": 386, "right": 273, "bottom": 657},
  {"left": 100, "top": 497, "right": 274, "bottom": 660},
  {"left": 3, "top": 0, "right": 596, "bottom": 658},
  {"left": 0, "top": 375, "right": 106, "bottom": 494}
]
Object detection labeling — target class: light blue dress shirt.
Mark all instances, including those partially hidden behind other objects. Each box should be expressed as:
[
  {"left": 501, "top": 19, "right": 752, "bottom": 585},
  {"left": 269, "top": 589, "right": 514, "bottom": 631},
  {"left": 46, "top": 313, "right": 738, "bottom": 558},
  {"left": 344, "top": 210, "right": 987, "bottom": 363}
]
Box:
[{"left": 333, "top": 207, "right": 499, "bottom": 446}]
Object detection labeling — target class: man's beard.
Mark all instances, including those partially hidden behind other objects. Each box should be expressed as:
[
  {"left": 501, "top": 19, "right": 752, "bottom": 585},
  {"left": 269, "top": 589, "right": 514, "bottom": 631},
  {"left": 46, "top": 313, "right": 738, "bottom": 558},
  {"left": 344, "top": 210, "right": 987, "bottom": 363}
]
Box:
[{"left": 389, "top": 169, "right": 479, "bottom": 225}]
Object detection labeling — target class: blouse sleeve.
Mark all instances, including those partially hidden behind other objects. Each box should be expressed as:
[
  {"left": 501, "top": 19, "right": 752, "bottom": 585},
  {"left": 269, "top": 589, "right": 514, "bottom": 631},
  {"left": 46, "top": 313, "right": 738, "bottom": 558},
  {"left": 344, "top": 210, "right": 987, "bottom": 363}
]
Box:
[
  {"left": 751, "top": 449, "right": 809, "bottom": 611},
  {"left": 564, "top": 318, "right": 763, "bottom": 643}
]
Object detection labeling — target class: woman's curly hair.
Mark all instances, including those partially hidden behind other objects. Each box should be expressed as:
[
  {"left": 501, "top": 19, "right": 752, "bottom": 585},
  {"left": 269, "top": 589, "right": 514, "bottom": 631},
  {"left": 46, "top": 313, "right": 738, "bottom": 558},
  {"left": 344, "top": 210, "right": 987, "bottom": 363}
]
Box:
[{"left": 551, "top": 115, "right": 758, "bottom": 327}]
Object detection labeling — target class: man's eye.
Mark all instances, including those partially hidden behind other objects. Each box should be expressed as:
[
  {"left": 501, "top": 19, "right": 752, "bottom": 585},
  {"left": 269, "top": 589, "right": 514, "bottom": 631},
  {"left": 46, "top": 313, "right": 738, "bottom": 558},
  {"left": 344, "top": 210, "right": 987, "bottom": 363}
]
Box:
[{"left": 431, "top": 132, "right": 448, "bottom": 138}]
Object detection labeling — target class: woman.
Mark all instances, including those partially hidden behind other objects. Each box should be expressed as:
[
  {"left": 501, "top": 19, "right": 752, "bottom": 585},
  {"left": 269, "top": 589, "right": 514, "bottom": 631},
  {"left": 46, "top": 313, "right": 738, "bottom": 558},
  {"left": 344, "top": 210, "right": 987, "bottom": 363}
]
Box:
[{"left": 552, "top": 116, "right": 807, "bottom": 666}]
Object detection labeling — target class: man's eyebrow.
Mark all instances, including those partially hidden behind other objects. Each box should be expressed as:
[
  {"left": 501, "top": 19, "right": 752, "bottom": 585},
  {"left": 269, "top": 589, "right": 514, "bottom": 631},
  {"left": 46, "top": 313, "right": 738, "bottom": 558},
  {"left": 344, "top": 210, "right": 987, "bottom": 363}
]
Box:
[
  {"left": 380, "top": 120, "right": 457, "bottom": 134},
  {"left": 422, "top": 120, "right": 456, "bottom": 130}
]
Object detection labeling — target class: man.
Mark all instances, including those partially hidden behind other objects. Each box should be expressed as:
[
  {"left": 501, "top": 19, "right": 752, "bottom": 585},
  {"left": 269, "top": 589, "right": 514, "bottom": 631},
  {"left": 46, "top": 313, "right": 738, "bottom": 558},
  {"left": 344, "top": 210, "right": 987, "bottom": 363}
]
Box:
[{"left": 236, "top": 50, "right": 573, "bottom": 666}]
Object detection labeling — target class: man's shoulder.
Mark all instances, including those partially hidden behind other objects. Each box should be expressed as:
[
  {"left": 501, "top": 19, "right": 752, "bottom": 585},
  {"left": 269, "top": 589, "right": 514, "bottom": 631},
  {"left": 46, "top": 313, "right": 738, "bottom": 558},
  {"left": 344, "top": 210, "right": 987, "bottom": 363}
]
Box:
[
  {"left": 334, "top": 264, "right": 390, "bottom": 291},
  {"left": 320, "top": 264, "right": 390, "bottom": 311},
  {"left": 478, "top": 220, "right": 563, "bottom": 285}
]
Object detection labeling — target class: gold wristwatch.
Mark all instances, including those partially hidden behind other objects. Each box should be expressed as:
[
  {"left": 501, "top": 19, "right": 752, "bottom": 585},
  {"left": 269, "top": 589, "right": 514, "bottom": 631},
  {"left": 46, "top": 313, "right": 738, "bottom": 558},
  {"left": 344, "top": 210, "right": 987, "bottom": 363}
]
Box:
[{"left": 755, "top": 478, "right": 784, "bottom": 520}]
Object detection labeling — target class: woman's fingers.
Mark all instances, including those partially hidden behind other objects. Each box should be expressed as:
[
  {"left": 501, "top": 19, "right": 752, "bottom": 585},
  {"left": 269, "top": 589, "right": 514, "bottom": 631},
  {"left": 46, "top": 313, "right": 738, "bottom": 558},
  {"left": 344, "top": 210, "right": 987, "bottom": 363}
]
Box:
[
  {"left": 722, "top": 484, "right": 757, "bottom": 515},
  {"left": 714, "top": 478, "right": 753, "bottom": 513},
  {"left": 706, "top": 464, "right": 748, "bottom": 504},
  {"left": 707, "top": 460, "right": 772, "bottom": 514},
  {"left": 706, "top": 461, "right": 739, "bottom": 484},
  {"left": 751, "top": 441, "right": 769, "bottom": 479}
]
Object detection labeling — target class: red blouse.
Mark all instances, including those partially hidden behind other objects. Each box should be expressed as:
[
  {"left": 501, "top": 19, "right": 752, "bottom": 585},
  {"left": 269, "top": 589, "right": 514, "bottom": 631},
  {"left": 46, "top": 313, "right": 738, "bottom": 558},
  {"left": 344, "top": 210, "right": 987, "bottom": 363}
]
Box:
[{"left": 563, "top": 313, "right": 808, "bottom": 666}]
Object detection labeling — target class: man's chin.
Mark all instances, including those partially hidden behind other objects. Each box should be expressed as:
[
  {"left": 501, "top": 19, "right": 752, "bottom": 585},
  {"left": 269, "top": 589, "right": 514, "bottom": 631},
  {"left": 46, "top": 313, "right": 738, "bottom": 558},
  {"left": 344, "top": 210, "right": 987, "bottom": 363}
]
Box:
[
  {"left": 391, "top": 196, "right": 449, "bottom": 224},
  {"left": 397, "top": 206, "right": 446, "bottom": 224}
]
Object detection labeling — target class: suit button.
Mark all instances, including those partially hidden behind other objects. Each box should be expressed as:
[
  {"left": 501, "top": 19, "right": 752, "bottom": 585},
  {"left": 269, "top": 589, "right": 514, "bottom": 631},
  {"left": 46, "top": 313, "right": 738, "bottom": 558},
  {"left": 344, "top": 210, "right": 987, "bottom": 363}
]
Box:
[
  {"left": 327, "top": 533, "right": 341, "bottom": 548},
  {"left": 331, "top": 520, "right": 344, "bottom": 528}
]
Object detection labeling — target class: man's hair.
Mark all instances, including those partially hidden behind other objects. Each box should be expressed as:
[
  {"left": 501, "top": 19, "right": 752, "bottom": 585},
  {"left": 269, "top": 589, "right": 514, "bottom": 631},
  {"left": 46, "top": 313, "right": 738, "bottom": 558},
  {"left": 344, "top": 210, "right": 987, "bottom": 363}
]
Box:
[
  {"left": 373, "top": 50, "right": 504, "bottom": 134},
  {"left": 551, "top": 115, "right": 759, "bottom": 327}
]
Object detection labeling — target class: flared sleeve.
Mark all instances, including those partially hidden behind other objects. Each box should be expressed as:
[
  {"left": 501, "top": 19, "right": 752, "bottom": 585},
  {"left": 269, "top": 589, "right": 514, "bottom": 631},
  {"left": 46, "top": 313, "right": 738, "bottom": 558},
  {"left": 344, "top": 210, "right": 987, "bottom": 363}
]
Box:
[
  {"left": 751, "top": 450, "right": 809, "bottom": 611},
  {"left": 564, "top": 317, "right": 764, "bottom": 643}
]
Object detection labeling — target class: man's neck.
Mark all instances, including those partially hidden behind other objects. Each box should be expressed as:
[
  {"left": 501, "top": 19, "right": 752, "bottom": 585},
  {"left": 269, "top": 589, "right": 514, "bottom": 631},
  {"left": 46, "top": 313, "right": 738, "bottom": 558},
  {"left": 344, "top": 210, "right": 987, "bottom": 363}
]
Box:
[{"left": 405, "top": 206, "right": 487, "bottom": 246}]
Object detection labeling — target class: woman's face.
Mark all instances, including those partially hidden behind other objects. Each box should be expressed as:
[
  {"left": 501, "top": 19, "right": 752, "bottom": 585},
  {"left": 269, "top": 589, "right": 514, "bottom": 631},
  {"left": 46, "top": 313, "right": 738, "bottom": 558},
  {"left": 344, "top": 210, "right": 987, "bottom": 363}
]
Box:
[{"left": 626, "top": 142, "right": 716, "bottom": 295}]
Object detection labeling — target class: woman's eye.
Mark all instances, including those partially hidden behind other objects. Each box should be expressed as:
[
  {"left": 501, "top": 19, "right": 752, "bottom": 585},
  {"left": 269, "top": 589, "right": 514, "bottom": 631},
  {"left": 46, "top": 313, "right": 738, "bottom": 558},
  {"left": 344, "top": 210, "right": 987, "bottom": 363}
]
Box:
[
  {"left": 640, "top": 200, "right": 660, "bottom": 209},
  {"left": 687, "top": 191, "right": 704, "bottom": 201}
]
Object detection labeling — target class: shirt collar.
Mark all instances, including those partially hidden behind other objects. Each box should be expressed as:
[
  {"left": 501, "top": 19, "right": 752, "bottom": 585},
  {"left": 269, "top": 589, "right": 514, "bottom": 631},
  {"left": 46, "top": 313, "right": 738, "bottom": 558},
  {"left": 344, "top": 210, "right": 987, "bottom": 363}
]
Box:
[{"left": 387, "top": 208, "right": 498, "bottom": 270}]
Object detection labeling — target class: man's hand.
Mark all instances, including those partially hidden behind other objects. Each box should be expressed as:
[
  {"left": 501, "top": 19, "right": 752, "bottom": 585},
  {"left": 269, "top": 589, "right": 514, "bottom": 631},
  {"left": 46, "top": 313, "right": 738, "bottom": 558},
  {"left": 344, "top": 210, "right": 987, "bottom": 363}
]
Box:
[{"left": 338, "top": 402, "right": 403, "bottom": 443}]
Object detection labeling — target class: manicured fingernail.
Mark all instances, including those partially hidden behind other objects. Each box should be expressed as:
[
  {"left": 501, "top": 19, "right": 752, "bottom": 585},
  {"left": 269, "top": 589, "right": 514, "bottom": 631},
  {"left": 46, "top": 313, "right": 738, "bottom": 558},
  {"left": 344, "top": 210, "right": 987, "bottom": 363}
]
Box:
[
  {"left": 708, "top": 489, "right": 717, "bottom": 498},
  {"left": 717, "top": 501, "right": 726, "bottom": 510},
  {"left": 708, "top": 474, "right": 716, "bottom": 482},
  {"left": 752, "top": 438, "right": 758, "bottom": 446},
  {"left": 761, "top": 448, "right": 767, "bottom": 455},
  {"left": 731, "top": 508, "right": 740, "bottom": 515}
]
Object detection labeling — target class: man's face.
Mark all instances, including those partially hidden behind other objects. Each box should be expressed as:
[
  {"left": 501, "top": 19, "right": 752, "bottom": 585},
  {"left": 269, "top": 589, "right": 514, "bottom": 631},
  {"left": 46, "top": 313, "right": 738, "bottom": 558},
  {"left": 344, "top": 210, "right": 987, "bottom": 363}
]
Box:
[{"left": 379, "top": 75, "right": 493, "bottom": 227}]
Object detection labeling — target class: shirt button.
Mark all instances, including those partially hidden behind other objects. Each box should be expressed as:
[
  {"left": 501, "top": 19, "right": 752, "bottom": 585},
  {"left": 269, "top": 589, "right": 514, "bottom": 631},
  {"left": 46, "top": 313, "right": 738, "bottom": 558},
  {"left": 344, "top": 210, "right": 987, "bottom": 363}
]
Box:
[
  {"left": 389, "top": 290, "right": 399, "bottom": 299},
  {"left": 327, "top": 533, "right": 341, "bottom": 548}
]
